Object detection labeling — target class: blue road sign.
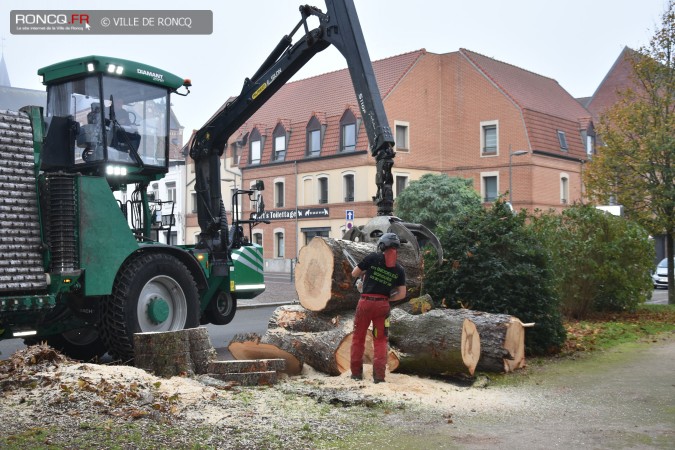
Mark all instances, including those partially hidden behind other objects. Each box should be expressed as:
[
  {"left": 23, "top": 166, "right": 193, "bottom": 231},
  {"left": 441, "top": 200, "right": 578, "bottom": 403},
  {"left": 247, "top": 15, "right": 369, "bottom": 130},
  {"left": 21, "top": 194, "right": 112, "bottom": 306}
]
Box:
[{"left": 346, "top": 209, "right": 354, "bottom": 221}]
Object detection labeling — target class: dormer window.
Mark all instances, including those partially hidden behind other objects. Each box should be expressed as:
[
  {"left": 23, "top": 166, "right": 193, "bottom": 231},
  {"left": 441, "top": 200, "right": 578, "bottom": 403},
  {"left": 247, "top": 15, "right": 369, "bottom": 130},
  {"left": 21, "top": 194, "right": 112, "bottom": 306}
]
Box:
[
  {"left": 249, "top": 128, "right": 262, "bottom": 165},
  {"left": 306, "top": 116, "right": 322, "bottom": 157},
  {"left": 340, "top": 110, "right": 357, "bottom": 152},
  {"left": 273, "top": 123, "right": 287, "bottom": 161}
]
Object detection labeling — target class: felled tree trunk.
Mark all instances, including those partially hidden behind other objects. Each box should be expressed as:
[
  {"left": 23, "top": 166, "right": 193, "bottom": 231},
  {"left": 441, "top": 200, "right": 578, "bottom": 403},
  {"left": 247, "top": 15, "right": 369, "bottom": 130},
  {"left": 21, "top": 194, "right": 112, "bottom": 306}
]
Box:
[
  {"left": 388, "top": 308, "right": 481, "bottom": 376},
  {"left": 230, "top": 305, "right": 400, "bottom": 376},
  {"left": 294, "top": 237, "right": 422, "bottom": 313},
  {"left": 437, "top": 309, "right": 528, "bottom": 373}
]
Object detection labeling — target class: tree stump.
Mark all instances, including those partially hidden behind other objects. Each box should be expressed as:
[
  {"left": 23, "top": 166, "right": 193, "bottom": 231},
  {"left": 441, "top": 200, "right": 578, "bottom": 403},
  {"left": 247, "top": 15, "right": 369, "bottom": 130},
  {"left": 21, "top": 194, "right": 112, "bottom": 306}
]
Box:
[
  {"left": 294, "top": 237, "right": 422, "bottom": 313},
  {"left": 436, "top": 309, "right": 527, "bottom": 373},
  {"left": 388, "top": 308, "right": 480, "bottom": 376},
  {"left": 134, "top": 327, "right": 216, "bottom": 378}
]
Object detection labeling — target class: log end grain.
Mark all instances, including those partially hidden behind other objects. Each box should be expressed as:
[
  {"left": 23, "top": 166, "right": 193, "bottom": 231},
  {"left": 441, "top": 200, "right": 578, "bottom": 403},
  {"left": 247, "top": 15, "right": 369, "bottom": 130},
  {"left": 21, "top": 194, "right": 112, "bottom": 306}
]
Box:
[
  {"left": 336, "top": 332, "right": 400, "bottom": 374},
  {"left": 228, "top": 337, "right": 302, "bottom": 375},
  {"left": 295, "top": 237, "right": 335, "bottom": 311},
  {"left": 461, "top": 319, "right": 481, "bottom": 376},
  {"left": 503, "top": 319, "right": 526, "bottom": 372}
]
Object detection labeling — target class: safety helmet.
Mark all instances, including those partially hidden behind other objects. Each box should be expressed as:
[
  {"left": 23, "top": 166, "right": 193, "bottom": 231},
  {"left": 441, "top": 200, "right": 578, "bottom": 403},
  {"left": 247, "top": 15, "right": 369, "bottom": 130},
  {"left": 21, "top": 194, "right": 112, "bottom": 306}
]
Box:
[{"left": 377, "top": 232, "right": 400, "bottom": 252}]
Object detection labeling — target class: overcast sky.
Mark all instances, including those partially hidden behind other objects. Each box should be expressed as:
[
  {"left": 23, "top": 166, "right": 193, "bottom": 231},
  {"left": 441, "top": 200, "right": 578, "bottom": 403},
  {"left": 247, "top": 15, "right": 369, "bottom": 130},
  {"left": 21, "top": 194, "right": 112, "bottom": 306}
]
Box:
[{"left": 0, "top": 0, "right": 667, "bottom": 136}]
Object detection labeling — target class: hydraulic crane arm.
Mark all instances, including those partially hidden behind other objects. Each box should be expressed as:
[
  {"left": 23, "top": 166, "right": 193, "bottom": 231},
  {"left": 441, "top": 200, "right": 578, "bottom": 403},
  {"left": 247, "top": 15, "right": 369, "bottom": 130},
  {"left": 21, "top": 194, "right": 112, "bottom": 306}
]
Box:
[{"left": 189, "top": 0, "right": 396, "bottom": 253}]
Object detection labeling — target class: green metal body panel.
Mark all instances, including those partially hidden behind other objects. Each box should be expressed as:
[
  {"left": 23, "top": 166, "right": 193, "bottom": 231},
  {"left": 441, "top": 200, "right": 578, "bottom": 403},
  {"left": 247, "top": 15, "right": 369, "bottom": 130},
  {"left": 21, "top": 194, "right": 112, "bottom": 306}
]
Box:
[
  {"left": 38, "top": 55, "right": 186, "bottom": 90},
  {"left": 78, "top": 176, "right": 139, "bottom": 295},
  {"left": 230, "top": 244, "right": 265, "bottom": 299}
]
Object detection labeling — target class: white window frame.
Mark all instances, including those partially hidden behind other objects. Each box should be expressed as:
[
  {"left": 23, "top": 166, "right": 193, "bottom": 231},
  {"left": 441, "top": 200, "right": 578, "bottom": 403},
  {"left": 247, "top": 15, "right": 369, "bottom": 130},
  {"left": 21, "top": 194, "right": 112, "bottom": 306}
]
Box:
[
  {"left": 318, "top": 175, "right": 329, "bottom": 204},
  {"left": 250, "top": 139, "right": 261, "bottom": 164},
  {"left": 395, "top": 174, "right": 409, "bottom": 198},
  {"left": 191, "top": 191, "right": 198, "bottom": 213},
  {"left": 341, "top": 122, "right": 356, "bottom": 152},
  {"left": 274, "top": 177, "right": 285, "bottom": 208},
  {"left": 252, "top": 229, "right": 264, "bottom": 247},
  {"left": 394, "top": 120, "right": 410, "bottom": 152},
  {"left": 560, "top": 173, "right": 569, "bottom": 204},
  {"left": 480, "top": 120, "right": 499, "bottom": 157},
  {"left": 166, "top": 181, "right": 176, "bottom": 203},
  {"left": 480, "top": 171, "right": 500, "bottom": 202},
  {"left": 274, "top": 228, "right": 285, "bottom": 258},
  {"left": 343, "top": 172, "right": 355, "bottom": 202},
  {"left": 308, "top": 129, "right": 321, "bottom": 156}
]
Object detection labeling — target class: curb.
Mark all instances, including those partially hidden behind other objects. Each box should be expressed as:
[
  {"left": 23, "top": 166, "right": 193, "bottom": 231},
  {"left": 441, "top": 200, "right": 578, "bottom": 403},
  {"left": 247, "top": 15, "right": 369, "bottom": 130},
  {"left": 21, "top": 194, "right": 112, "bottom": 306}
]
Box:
[{"left": 238, "top": 300, "right": 297, "bottom": 310}]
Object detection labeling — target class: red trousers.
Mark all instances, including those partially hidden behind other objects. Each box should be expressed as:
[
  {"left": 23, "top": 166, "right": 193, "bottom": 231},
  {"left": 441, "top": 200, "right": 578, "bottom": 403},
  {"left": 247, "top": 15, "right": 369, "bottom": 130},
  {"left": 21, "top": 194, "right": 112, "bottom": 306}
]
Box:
[{"left": 350, "top": 298, "right": 390, "bottom": 380}]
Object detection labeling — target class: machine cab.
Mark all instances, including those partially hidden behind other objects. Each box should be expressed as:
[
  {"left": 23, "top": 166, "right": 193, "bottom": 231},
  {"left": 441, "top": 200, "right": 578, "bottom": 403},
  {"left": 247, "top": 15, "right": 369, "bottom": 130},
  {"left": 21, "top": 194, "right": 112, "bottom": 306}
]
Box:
[{"left": 38, "top": 56, "right": 190, "bottom": 181}]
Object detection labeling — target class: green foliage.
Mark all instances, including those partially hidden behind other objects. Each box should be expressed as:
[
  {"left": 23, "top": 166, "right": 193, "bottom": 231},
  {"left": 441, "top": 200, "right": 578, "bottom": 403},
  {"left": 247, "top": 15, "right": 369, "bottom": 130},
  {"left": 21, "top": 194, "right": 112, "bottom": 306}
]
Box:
[
  {"left": 530, "top": 205, "right": 654, "bottom": 318},
  {"left": 394, "top": 174, "right": 482, "bottom": 232},
  {"left": 584, "top": 2, "right": 675, "bottom": 304},
  {"left": 424, "top": 199, "right": 566, "bottom": 355}
]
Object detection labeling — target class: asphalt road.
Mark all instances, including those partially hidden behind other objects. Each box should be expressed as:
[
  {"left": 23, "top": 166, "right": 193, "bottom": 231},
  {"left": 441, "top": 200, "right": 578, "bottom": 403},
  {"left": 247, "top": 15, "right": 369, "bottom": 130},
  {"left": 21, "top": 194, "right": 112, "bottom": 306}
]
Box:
[{"left": 648, "top": 288, "right": 668, "bottom": 304}]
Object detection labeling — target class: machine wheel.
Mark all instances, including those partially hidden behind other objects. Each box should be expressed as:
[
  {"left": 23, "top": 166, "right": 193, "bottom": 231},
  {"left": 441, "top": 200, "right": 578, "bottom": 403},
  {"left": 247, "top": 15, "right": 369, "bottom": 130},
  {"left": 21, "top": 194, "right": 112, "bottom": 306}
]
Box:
[
  {"left": 24, "top": 327, "right": 107, "bottom": 362},
  {"left": 205, "top": 292, "right": 237, "bottom": 325},
  {"left": 101, "top": 253, "right": 200, "bottom": 361}
]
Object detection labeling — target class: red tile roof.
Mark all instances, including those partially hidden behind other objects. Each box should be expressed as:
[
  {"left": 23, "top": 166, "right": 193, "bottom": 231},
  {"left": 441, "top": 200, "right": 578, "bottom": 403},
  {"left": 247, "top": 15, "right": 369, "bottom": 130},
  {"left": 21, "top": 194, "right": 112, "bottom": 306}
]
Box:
[
  {"left": 460, "top": 48, "right": 591, "bottom": 156},
  {"left": 460, "top": 48, "right": 591, "bottom": 122},
  {"left": 231, "top": 49, "right": 426, "bottom": 167},
  {"left": 237, "top": 49, "right": 425, "bottom": 133},
  {"left": 585, "top": 47, "right": 642, "bottom": 122}
]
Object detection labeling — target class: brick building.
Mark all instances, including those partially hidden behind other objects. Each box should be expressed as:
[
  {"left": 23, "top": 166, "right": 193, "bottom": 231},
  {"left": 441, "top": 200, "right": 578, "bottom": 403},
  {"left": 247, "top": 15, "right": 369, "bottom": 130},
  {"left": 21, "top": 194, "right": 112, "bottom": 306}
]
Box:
[
  {"left": 583, "top": 47, "right": 641, "bottom": 124},
  {"left": 186, "top": 48, "right": 595, "bottom": 269}
]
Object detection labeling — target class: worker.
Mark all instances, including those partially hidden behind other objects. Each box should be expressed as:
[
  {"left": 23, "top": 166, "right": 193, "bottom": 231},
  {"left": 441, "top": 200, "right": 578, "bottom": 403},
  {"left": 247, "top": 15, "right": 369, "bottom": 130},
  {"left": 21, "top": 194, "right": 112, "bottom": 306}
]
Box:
[
  {"left": 111, "top": 96, "right": 134, "bottom": 126},
  {"left": 350, "top": 232, "right": 407, "bottom": 383}
]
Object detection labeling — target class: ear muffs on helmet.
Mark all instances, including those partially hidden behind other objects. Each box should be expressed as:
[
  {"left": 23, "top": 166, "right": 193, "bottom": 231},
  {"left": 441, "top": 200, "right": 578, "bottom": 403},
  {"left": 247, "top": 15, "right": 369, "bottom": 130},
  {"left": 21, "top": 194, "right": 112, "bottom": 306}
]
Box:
[{"left": 377, "top": 233, "right": 400, "bottom": 252}]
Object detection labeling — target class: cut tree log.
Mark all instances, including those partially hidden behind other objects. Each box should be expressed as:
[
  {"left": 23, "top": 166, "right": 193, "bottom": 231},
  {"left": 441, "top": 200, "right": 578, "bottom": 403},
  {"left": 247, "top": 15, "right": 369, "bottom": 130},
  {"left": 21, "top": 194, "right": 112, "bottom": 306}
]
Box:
[
  {"left": 209, "top": 371, "right": 278, "bottom": 386},
  {"left": 207, "top": 359, "right": 287, "bottom": 374},
  {"left": 435, "top": 309, "right": 528, "bottom": 373},
  {"left": 294, "top": 237, "right": 422, "bottom": 313},
  {"left": 267, "top": 304, "right": 339, "bottom": 332},
  {"left": 388, "top": 308, "right": 480, "bottom": 376},
  {"left": 206, "top": 358, "right": 286, "bottom": 386},
  {"left": 228, "top": 332, "right": 303, "bottom": 375}
]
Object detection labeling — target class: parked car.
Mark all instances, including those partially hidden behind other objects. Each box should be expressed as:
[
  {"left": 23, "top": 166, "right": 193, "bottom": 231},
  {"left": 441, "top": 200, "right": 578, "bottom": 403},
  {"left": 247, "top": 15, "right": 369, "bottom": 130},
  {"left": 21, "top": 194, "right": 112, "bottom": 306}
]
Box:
[{"left": 652, "top": 258, "right": 673, "bottom": 289}]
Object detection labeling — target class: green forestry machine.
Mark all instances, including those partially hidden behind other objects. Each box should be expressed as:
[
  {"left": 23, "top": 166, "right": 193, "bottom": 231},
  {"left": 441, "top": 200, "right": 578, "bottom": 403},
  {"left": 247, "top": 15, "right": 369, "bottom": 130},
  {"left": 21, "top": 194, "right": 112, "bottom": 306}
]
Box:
[
  {"left": 0, "top": 55, "right": 266, "bottom": 361},
  {"left": 0, "top": 0, "right": 440, "bottom": 362}
]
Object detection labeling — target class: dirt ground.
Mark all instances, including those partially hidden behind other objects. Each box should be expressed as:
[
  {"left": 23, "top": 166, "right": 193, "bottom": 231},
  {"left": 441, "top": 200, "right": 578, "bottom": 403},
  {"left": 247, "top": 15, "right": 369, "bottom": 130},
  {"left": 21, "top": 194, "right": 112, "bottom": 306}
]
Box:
[
  {"left": 1, "top": 333, "right": 674, "bottom": 449},
  {"left": 425, "top": 333, "right": 675, "bottom": 449}
]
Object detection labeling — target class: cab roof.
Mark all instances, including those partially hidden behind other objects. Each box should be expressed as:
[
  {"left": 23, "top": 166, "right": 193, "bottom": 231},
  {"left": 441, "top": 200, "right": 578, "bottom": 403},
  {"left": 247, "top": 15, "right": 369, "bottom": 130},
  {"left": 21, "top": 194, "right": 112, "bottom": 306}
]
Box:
[{"left": 38, "top": 55, "right": 187, "bottom": 90}]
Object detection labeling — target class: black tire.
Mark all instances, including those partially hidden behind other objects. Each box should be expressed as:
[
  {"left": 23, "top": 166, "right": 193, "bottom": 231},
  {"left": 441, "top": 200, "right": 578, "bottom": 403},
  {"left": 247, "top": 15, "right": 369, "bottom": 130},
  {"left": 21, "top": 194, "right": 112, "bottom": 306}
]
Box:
[
  {"left": 101, "top": 253, "right": 200, "bottom": 361},
  {"left": 205, "top": 292, "right": 237, "bottom": 325},
  {"left": 24, "top": 327, "right": 107, "bottom": 361}
]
